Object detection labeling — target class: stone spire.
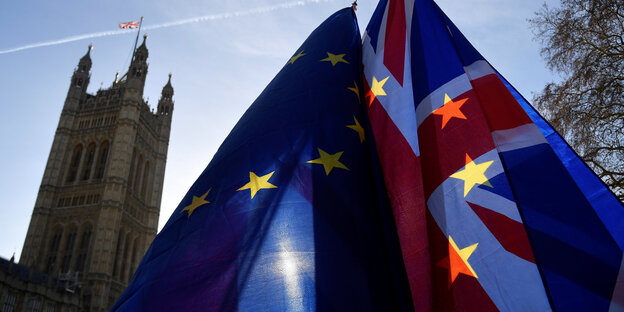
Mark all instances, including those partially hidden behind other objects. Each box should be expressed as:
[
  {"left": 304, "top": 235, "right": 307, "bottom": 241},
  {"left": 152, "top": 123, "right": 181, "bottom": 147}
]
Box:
[{"left": 158, "top": 73, "right": 174, "bottom": 116}]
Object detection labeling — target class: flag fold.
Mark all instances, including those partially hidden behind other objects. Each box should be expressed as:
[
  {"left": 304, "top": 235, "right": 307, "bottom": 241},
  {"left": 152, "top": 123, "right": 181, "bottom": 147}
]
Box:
[
  {"left": 363, "top": 0, "right": 624, "bottom": 311},
  {"left": 112, "top": 7, "right": 412, "bottom": 311}
]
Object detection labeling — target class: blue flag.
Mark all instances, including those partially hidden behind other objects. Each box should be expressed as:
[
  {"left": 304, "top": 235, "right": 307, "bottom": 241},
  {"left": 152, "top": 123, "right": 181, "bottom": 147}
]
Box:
[{"left": 112, "top": 8, "right": 412, "bottom": 311}]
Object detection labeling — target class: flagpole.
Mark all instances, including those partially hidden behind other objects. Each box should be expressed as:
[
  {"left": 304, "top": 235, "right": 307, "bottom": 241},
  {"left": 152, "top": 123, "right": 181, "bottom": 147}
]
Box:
[{"left": 131, "top": 16, "right": 144, "bottom": 59}]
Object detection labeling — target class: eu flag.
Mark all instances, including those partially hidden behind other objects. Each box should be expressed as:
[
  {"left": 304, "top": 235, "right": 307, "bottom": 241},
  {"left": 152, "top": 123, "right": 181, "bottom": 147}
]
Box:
[
  {"left": 363, "top": 0, "right": 624, "bottom": 311},
  {"left": 112, "top": 8, "right": 412, "bottom": 311}
]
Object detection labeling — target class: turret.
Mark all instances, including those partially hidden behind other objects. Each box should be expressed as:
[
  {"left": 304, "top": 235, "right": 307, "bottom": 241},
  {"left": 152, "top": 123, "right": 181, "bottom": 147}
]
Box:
[
  {"left": 157, "top": 73, "right": 174, "bottom": 117},
  {"left": 66, "top": 44, "right": 92, "bottom": 104},
  {"left": 126, "top": 34, "right": 149, "bottom": 92},
  {"left": 113, "top": 71, "right": 119, "bottom": 86}
]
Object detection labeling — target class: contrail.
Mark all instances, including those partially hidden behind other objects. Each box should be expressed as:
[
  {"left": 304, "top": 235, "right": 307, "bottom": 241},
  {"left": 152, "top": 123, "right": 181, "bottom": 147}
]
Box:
[{"left": 0, "top": 0, "right": 331, "bottom": 55}]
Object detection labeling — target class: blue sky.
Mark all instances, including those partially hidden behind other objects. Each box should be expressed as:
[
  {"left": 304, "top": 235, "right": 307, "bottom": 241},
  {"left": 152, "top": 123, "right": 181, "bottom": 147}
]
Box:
[{"left": 0, "top": 0, "right": 556, "bottom": 261}]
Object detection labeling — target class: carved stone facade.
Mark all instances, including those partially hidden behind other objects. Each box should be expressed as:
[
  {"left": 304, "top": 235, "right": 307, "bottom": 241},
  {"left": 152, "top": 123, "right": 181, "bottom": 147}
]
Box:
[
  {"left": 17, "top": 36, "right": 174, "bottom": 311},
  {"left": 0, "top": 257, "right": 81, "bottom": 312}
]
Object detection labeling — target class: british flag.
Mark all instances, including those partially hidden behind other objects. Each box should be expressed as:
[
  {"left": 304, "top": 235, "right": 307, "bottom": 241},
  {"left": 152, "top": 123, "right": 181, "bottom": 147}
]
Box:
[
  {"left": 363, "top": 0, "right": 624, "bottom": 311},
  {"left": 119, "top": 21, "right": 140, "bottom": 29}
]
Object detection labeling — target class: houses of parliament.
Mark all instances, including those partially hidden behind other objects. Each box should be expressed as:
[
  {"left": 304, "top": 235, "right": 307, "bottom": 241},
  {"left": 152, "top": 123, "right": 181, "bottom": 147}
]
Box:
[{"left": 0, "top": 35, "right": 174, "bottom": 311}]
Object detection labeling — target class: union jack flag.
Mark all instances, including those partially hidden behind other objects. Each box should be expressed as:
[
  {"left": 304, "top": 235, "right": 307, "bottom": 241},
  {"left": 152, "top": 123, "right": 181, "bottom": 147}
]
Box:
[
  {"left": 363, "top": 0, "right": 624, "bottom": 311},
  {"left": 119, "top": 21, "right": 140, "bottom": 29}
]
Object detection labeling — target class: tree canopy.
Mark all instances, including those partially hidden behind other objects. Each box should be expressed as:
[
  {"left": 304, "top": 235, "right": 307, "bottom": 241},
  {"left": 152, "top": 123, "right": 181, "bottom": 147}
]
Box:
[{"left": 530, "top": 0, "right": 624, "bottom": 200}]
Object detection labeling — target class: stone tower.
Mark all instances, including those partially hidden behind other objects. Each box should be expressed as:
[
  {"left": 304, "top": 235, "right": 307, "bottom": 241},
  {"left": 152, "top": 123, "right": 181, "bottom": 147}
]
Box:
[{"left": 19, "top": 36, "right": 174, "bottom": 311}]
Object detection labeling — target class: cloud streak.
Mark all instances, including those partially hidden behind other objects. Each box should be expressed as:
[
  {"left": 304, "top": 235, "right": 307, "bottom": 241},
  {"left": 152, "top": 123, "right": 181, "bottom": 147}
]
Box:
[{"left": 0, "top": 0, "right": 331, "bottom": 55}]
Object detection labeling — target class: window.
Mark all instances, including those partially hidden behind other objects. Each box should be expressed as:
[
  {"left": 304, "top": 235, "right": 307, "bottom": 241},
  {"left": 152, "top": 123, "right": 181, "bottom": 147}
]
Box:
[
  {"left": 26, "top": 298, "right": 41, "bottom": 312},
  {"left": 66, "top": 145, "right": 83, "bottom": 183},
  {"left": 130, "top": 237, "right": 141, "bottom": 280},
  {"left": 141, "top": 161, "right": 150, "bottom": 199},
  {"left": 121, "top": 235, "right": 132, "bottom": 281},
  {"left": 94, "top": 141, "right": 109, "bottom": 179},
  {"left": 128, "top": 150, "right": 137, "bottom": 188},
  {"left": 46, "top": 228, "right": 62, "bottom": 273},
  {"left": 117, "top": 233, "right": 130, "bottom": 280},
  {"left": 1, "top": 293, "right": 17, "bottom": 312},
  {"left": 134, "top": 155, "right": 143, "bottom": 192},
  {"left": 60, "top": 227, "right": 77, "bottom": 273},
  {"left": 112, "top": 231, "right": 123, "bottom": 278},
  {"left": 44, "top": 306, "right": 55, "bottom": 312},
  {"left": 76, "top": 225, "right": 92, "bottom": 272},
  {"left": 133, "top": 67, "right": 143, "bottom": 77},
  {"left": 76, "top": 78, "right": 82, "bottom": 88},
  {"left": 81, "top": 143, "right": 96, "bottom": 181}
]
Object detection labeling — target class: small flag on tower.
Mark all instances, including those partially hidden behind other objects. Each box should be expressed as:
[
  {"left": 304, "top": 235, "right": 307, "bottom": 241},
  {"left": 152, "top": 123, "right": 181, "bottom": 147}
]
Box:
[
  {"left": 119, "top": 21, "right": 140, "bottom": 29},
  {"left": 111, "top": 7, "right": 411, "bottom": 311}
]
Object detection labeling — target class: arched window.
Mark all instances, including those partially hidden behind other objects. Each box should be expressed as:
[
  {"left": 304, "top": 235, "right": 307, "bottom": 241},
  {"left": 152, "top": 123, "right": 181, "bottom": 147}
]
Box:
[
  {"left": 75, "top": 224, "right": 92, "bottom": 272},
  {"left": 61, "top": 226, "right": 77, "bottom": 273},
  {"left": 94, "top": 141, "right": 109, "bottom": 179},
  {"left": 140, "top": 161, "right": 150, "bottom": 199},
  {"left": 123, "top": 236, "right": 137, "bottom": 283},
  {"left": 128, "top": 150, "right": 137, "bottom": 188},
  {"left": 112, "top": 231, "right": 123, "bottom": 278},
  {"left": 66, "top": 144, "right": 83, "bottom": 183},
  {"left": 81, "top": 143, "right": 96, "bottom": 181},
  {"left": 134, "top": 155, "right": 143, "bottom": 192},
  {"left": 129, "top": 237, "right": 140, "bottom": 282},
  {"left": 46, "top": 228, "right": 63, "bottom": 274},
  {"left": 132, "top": 237, "right": 142, "bottom": 274},
  {"left": 120, "top": 234, "right": 130, "bottom": 280}
]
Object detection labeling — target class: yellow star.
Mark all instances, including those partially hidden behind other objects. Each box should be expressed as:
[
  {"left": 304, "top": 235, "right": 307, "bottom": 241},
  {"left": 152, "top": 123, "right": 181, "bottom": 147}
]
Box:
[
  {"left": 450, "top": 154, "right": 494, "bottom": 197},
  {"left": 320, "top": 52, "right": 349, "bottom": 66},
  {"left": 307, "top": 148, "right": 349, "bottom": 175},
  {"left": 346, "top": 116, "right": 365, "bottom": 143},
  {"left": 347, "top": 81, "right": 360, "bottom": 101},
  {"left": 289, "top": 50, "right": 305, "bottom": 64},
  {"left": 366, "top": 76, "right": 389, "bottom": 106},
  {"left": 181, "top": 188, "right": 211, "bottom": 217},
  {"left": 436, "top": 236, "right": 479, "bottom": 286},
  {"left": 237, "top": 171, "right": 278, "bottom": 199}
]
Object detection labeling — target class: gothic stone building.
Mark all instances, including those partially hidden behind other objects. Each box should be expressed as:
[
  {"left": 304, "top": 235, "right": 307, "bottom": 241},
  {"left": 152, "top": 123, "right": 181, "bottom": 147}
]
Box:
[{"left": 8, "top": 35, "right": 174, "bottom": 311}]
